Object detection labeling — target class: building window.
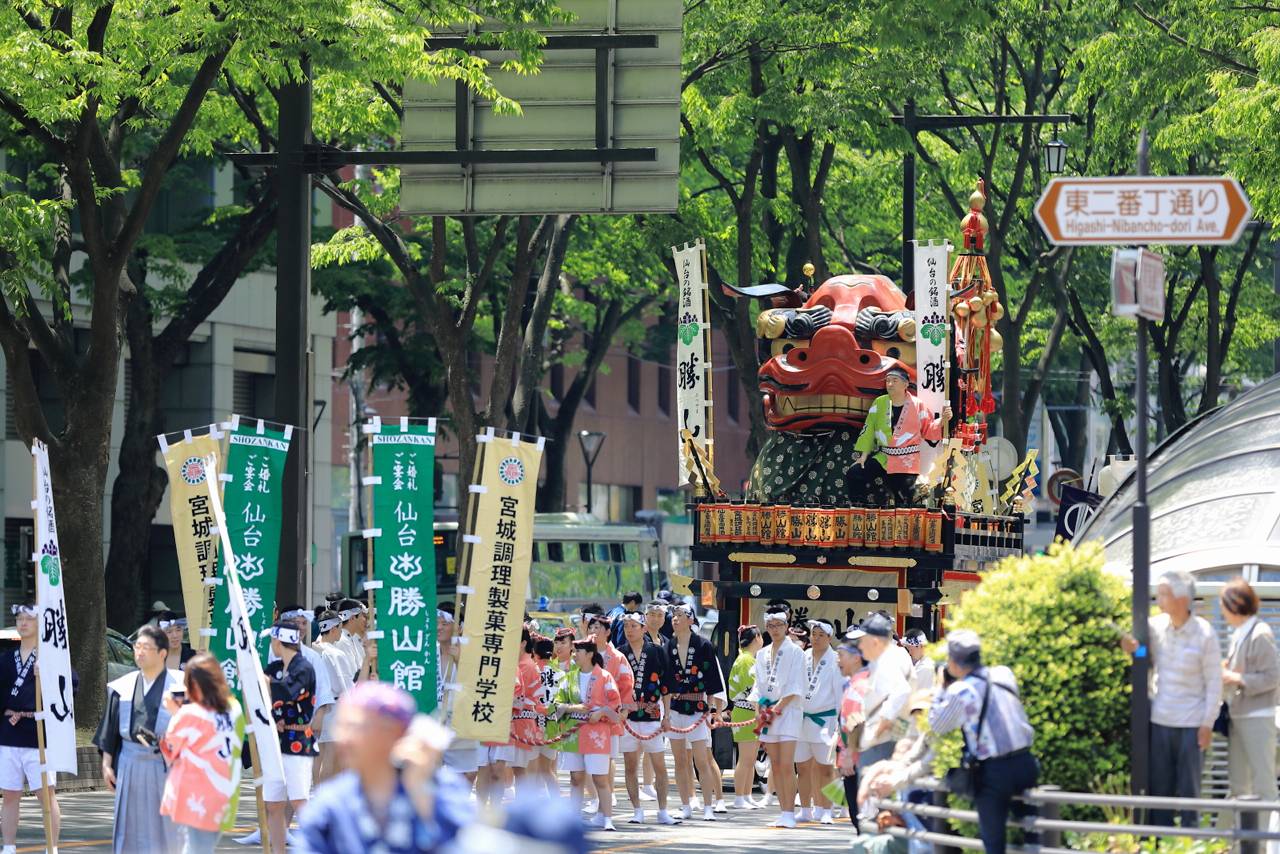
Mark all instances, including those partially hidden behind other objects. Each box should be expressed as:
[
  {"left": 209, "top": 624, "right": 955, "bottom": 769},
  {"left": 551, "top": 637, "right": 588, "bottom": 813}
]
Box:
[
  {"left": 550, "top": 364, "right": 564, "bottom": 402},
  {"left": 657, "top": 359, "right": 671, "bottom": 416},
  {"left": 233, "top": 369, "right": 275, "bottom": 418},
  {"left": 726, "top": 364, "right": 740, "bottom": 423},
  {"left": 576, "top": 484, "right": 641, "bottom": 522},
  {"left": 627, "top": 357, "right": 641, "bottom": 413}
]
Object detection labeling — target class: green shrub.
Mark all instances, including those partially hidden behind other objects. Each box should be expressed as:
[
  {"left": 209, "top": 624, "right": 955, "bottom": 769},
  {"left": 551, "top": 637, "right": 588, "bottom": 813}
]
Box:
[{"left": 941, "top": 539, "right": 1131, "bottom": 793}]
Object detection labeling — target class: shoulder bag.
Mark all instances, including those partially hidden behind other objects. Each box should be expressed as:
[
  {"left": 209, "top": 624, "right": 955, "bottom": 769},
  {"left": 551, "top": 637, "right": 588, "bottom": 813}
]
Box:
[
  {"left": 944, "top": 673, "right": 990, "bottom": 799},
  {"left": 1215, "top": 621, "right": 1258, "bottom": 738}
]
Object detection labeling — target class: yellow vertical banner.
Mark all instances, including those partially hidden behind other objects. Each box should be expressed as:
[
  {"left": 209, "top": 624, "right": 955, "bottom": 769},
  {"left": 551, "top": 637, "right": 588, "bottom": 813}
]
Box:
[
  {"left": 452, "top": 429, "right": 544, "bottom": 742},
  {"left": 159, "top": 428, "right": 223, "bottom": 651}
]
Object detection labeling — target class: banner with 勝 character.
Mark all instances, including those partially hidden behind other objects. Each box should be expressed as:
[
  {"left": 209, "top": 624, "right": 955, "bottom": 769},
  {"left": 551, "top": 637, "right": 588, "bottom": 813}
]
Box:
[
  {"left": 451, "top": 429, "right": 543, "bottom": 742},
  {"left": 365, "top": 417, "right": 438, "bottom": 711},
  {"left": 210, "top": 416, "right": 293, "bottom": 690},
  {"left": 672, "top": 239, "right": 714, "bottom": 487},
  {"left": 913, "top": 239, "right": 951, "bottom": 477},
  {"left": 30, "top": 440, "right": 77, "bottom": 775},
  {"left": 158, "top": 425, "right": 224, "bottom": 651}
]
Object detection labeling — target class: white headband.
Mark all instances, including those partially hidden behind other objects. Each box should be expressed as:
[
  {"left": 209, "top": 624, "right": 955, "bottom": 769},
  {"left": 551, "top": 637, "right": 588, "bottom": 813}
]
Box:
[
  {"left": 279, "top": 609, "right": 312, "bottom": 623},
  {"left": 10, "top": 605, "right": 36, "bottom": 617},
  {"left": 807, "top": 620, "right": 834, "bottom": 637},
  {"left": 266, "top": 625, "right": 301, "bottom": 645},
  {"left": 339, "top": 608, "right": 360, "bottom": 622},
  {"left": 672, "top": 603, "right": 695, "bottom": 618},
  {"left": 622, "top": 612, "right": 645, "bottom": 625},
  {"left": 317, "top": 617, "right": 341, "bottom": 633},
  {"left": 436, "top": 609, "right": 455, "bottom": 625}
]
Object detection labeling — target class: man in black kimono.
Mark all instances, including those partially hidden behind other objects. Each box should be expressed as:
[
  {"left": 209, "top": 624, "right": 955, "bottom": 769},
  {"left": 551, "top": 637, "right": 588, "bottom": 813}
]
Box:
[
  {"left": 663, "top": 603, "right": 725, "bottom": 822},
  {"left": 618, "top": 612, "right": 679, "bottom": 826}
]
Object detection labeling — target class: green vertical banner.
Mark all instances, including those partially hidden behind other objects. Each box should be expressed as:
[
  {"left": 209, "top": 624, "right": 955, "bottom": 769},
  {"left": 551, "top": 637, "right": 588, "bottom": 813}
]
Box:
[
  {"left": 366, "top": 417, "right": 438, "bottom": 712},
  {"left": 209, "top": 416, "right": 293, "bottom": 691}
]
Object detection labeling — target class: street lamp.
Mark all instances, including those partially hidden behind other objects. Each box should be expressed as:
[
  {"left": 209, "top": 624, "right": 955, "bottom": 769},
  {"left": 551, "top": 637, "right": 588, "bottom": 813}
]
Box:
[
  {"left": 1043, "top": 126, "right": 1068, "bottom": 175},
  {"left": 578, "top": 430, "right": 607, "bottom": 516}
]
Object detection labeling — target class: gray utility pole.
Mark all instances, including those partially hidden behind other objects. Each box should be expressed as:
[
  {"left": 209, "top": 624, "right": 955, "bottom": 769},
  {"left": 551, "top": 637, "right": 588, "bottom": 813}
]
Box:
[
  {"left": 1129, "top": 128, "right": 1153, "bottom": 799},
  {"left": 274, "top": 62, "right": 313, "bottom": 608}
]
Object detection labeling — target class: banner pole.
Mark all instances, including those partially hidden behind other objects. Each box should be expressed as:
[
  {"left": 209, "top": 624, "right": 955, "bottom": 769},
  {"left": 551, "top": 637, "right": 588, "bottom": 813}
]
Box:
[
  {"left": 364, "top": 426, "right": 376, "bottom": 678},
  {"left": 33, "top": 669, "right": 55, "bottom": 854},
  {"left": 246, "top": 730, "right": 270, "bottom": 853}
]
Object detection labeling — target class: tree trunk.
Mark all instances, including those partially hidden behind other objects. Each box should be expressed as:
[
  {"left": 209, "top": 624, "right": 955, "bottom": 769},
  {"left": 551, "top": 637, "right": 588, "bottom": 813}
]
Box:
[
  {"left": 103, "top": 295, "right": 169, "bottom": 630},
  {"left": 536, "top": 401, "right": 570, "bottom": 512}
]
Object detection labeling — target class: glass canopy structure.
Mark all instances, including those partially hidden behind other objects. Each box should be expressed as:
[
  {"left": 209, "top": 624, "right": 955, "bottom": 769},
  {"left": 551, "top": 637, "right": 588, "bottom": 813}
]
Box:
[{"left": 1077, "top": 372, "right": 1280, "bottom": 581}]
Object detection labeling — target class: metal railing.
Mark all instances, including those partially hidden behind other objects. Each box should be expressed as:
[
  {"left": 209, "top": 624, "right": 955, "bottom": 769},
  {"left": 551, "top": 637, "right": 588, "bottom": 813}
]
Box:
[{"left": 863, "top": 779, "right": 1280, "bottom": 853}]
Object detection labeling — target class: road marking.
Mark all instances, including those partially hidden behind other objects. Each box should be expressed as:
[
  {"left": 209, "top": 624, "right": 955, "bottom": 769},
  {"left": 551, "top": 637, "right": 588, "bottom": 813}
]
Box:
[{"left": 593, "top": 838, "right": 683, "bottom": 854}]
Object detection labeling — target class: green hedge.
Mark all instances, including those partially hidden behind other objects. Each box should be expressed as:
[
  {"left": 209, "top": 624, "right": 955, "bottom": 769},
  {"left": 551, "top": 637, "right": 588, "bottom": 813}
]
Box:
[{"left": 942, "top": 539, "right": 1131, "bottom": 793}]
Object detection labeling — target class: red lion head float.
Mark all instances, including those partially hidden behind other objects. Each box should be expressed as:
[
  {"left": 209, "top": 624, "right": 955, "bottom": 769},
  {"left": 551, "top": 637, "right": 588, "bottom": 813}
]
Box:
[{"left": 752, "top": 274, "right": 917, "bottom": 432}]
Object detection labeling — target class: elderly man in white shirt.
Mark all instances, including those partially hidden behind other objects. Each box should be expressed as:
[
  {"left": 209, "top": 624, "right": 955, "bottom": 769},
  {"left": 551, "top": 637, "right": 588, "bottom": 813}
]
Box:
[
  {"left": 1123, "top": 570, "right": 1222, "bottom": 828},
  {"left": 852, "top": 613, "right": 912, "bottom": 768}
]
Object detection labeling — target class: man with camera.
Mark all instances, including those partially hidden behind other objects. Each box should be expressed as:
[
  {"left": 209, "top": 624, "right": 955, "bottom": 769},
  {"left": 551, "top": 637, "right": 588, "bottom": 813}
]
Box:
[{"left": 94, "top": 624, "right": 186, "bottom": 852}]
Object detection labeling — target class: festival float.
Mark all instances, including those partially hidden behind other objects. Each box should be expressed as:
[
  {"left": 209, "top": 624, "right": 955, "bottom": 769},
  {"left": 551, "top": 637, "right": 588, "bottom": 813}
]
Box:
[{"left": 679, "top": 181, "right": 1037, "bottom": 641}]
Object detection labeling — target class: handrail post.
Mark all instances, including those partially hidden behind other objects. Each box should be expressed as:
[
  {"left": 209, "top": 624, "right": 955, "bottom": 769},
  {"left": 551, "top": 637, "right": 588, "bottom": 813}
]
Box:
[
  {"left": 1238, "top": 794, "right": 1260, "bottom": 854},
  {"left": 931, "top": 788, "right": 961, "bottom": 854},
  {"left": 1038, "top": 786, "right": 1061, "bottom": 849}
]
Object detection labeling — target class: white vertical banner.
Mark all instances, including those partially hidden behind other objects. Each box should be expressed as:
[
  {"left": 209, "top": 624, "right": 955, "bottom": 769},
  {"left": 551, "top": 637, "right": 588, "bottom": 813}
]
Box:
[
  {"left": 202, "top": 454, "right": 285, "bottom": 790},
  {"left": 913, "top": 240, "right": 952, "bottom": 477},
  {"left": 30, "top": 440, "right": 77, "bottom": 775},
  {"left": 672, "top": 238, "right": 714, "bottom": 483}
]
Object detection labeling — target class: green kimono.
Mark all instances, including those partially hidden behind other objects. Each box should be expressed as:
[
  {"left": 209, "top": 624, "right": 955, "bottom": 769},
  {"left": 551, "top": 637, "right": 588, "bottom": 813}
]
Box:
[
  {"left": 854, "top": 394, "right": 897, "bottom": 469},
  {"left": 546, "top": 662, "right": 582, "bottom": 752},
  {"left": 728, "top": 652, "right": 757, "bottom": 743}
]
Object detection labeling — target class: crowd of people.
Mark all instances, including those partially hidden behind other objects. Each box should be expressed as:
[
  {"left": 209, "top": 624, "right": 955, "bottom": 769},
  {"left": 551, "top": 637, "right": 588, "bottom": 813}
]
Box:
[{"left": 0, "top": 568, "right": 1271, "bottom": 853}]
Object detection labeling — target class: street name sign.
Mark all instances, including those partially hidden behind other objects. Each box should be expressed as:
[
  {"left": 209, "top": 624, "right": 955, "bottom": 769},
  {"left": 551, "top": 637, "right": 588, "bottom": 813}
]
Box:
[
  {"left": 1035, "top": 176, "right": 1251, "bottom": 245},
  {"left": 1110, "top": 248, "right": 1165, "bottom": 322}
]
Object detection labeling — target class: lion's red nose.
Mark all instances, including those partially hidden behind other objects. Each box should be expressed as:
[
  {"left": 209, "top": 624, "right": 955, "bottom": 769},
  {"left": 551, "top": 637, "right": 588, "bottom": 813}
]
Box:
[{"left": 805, "top": 325, "right": 859, "bottom": 361}]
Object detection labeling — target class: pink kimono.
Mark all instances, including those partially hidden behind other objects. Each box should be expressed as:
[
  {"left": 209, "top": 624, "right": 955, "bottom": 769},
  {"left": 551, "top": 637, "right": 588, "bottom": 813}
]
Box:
[
  {"left": 511, "top": 653, "right": 547, "bottom": 745},
  {"left": 159, "top": 700, "right": 244, "bottom": 832},
  {"left": 601, "top": 644, "right": 635, "bottom": 736},
  {"left": 577, "top": 666, "right": 622, "bottom": 755}
]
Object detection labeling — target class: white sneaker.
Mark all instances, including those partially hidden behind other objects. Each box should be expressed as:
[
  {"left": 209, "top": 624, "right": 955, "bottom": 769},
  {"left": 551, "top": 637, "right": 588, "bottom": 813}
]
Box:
[
  {"left": 702, "top": 805, "right": 717, "bottom": 821},
  {"left": 690, "top": 796, "right": 703, "bottom": 810},
  {"left": 680, "top": 804, "right": 692, "bottom": 820},
  {"left": 639, "top": 784, "right": 657, "bottom": 801},
  {"left": 2, "top": 845, "right": 16, "bottom": 854},
  {"left": 601, "top": 817, "right": 617, "bottom": 832},
  {"left": 588, "top": 811, "right": 608, "bottom": 828},
  {"left": 629, "top": 808, "right": 645, "bottom": 824},
  {"left": 761, "top": 793, "right": 776, "bottom": 807},
  {"left": 733, "top": 796, "right": 752, "bottom": 809},
  {"left": 832, "top": 806, "right": 845, "bottom": 819},
  {"left": 797, "top": 807, "right": 813, "bottom": 822},
  {"left": 819, "top": 808, "right": 835, "bottom": 825},
  {"left": 770, "top": 811, "right": 797, "bottom": 829},
  {"left": 713, "top": 799, "right": 728, "bottom": 814},
  {"left": 656, "top": 809, "right": 681, "bottom": 825},
  {"left": 582, "top": 800, "right": 599, "bottom": 814},
  {"left": 234, "top": 830, "right": 261, "bottom": 845}
]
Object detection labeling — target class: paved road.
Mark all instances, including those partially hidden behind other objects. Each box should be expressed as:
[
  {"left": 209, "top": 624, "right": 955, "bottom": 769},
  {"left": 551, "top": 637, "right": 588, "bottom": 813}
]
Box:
[{"left": 10, "top": 768, "right": 858, "bottom": 852}]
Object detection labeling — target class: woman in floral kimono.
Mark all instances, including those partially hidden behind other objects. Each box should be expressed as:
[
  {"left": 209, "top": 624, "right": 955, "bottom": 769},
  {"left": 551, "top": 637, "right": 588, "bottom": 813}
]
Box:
[{"left": 558, "top": 640, "right": 621, "bottom": 832}]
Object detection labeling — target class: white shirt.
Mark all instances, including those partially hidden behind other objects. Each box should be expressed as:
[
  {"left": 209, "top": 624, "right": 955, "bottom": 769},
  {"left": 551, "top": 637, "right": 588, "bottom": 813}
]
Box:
[
  {"left": 861, "top": 647, "right": 912, "bottom": 749},
  {"left": 314, "top": 640, "right": 354, "bottom": 695},
  {"left": 750, "top": 637, "right": 806, "bottom": 705},
  {"left": 1149, "top": 612, "right": 1222, "bottom": 728},
  {"left": 339, "top": 629, "right": 366, "bottom": 671},
  {"left": 912, "top": 655, "right": 935, "bottom": 692},
  {"left": 802, "top": 646, "right": 843, "bottom": 745}
]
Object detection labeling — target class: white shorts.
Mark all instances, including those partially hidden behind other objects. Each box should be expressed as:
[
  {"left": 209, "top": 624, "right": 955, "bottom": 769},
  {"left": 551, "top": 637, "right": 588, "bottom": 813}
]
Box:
[
  {"left": 538, "top": 746, "right": 560, "bottom": 761},
  {"left": 794, "top": 739, "right": 835, "bottom": 765},
  {"left": 263, "top": 755, "right": 313, "bottom": 802},
  {"left": 581, "top": 753, "right": 610, "bottom": 776},
  {"left": 758, "top": 703, "right": 802, "bottom": 743},
  {"left": 666, "top": 710, "right": 710, "bottom": 743},
  {"left": 558, "top": 751, "right": 585, "bottom": 773},
  {"left": 477, "top": 744, "right": 516, "bottom": 767},
  {"left": 619, "top": 720, "right": 665, "bottom": 754},
  {"left": 511, "top": 747, "right": 532, "bottom": 768},
  {"left": 443, "top": 739, "right": 479, "bottom": 774},
  {"left": 0, "top": 746, "right": 43, "bottom": 792}
]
